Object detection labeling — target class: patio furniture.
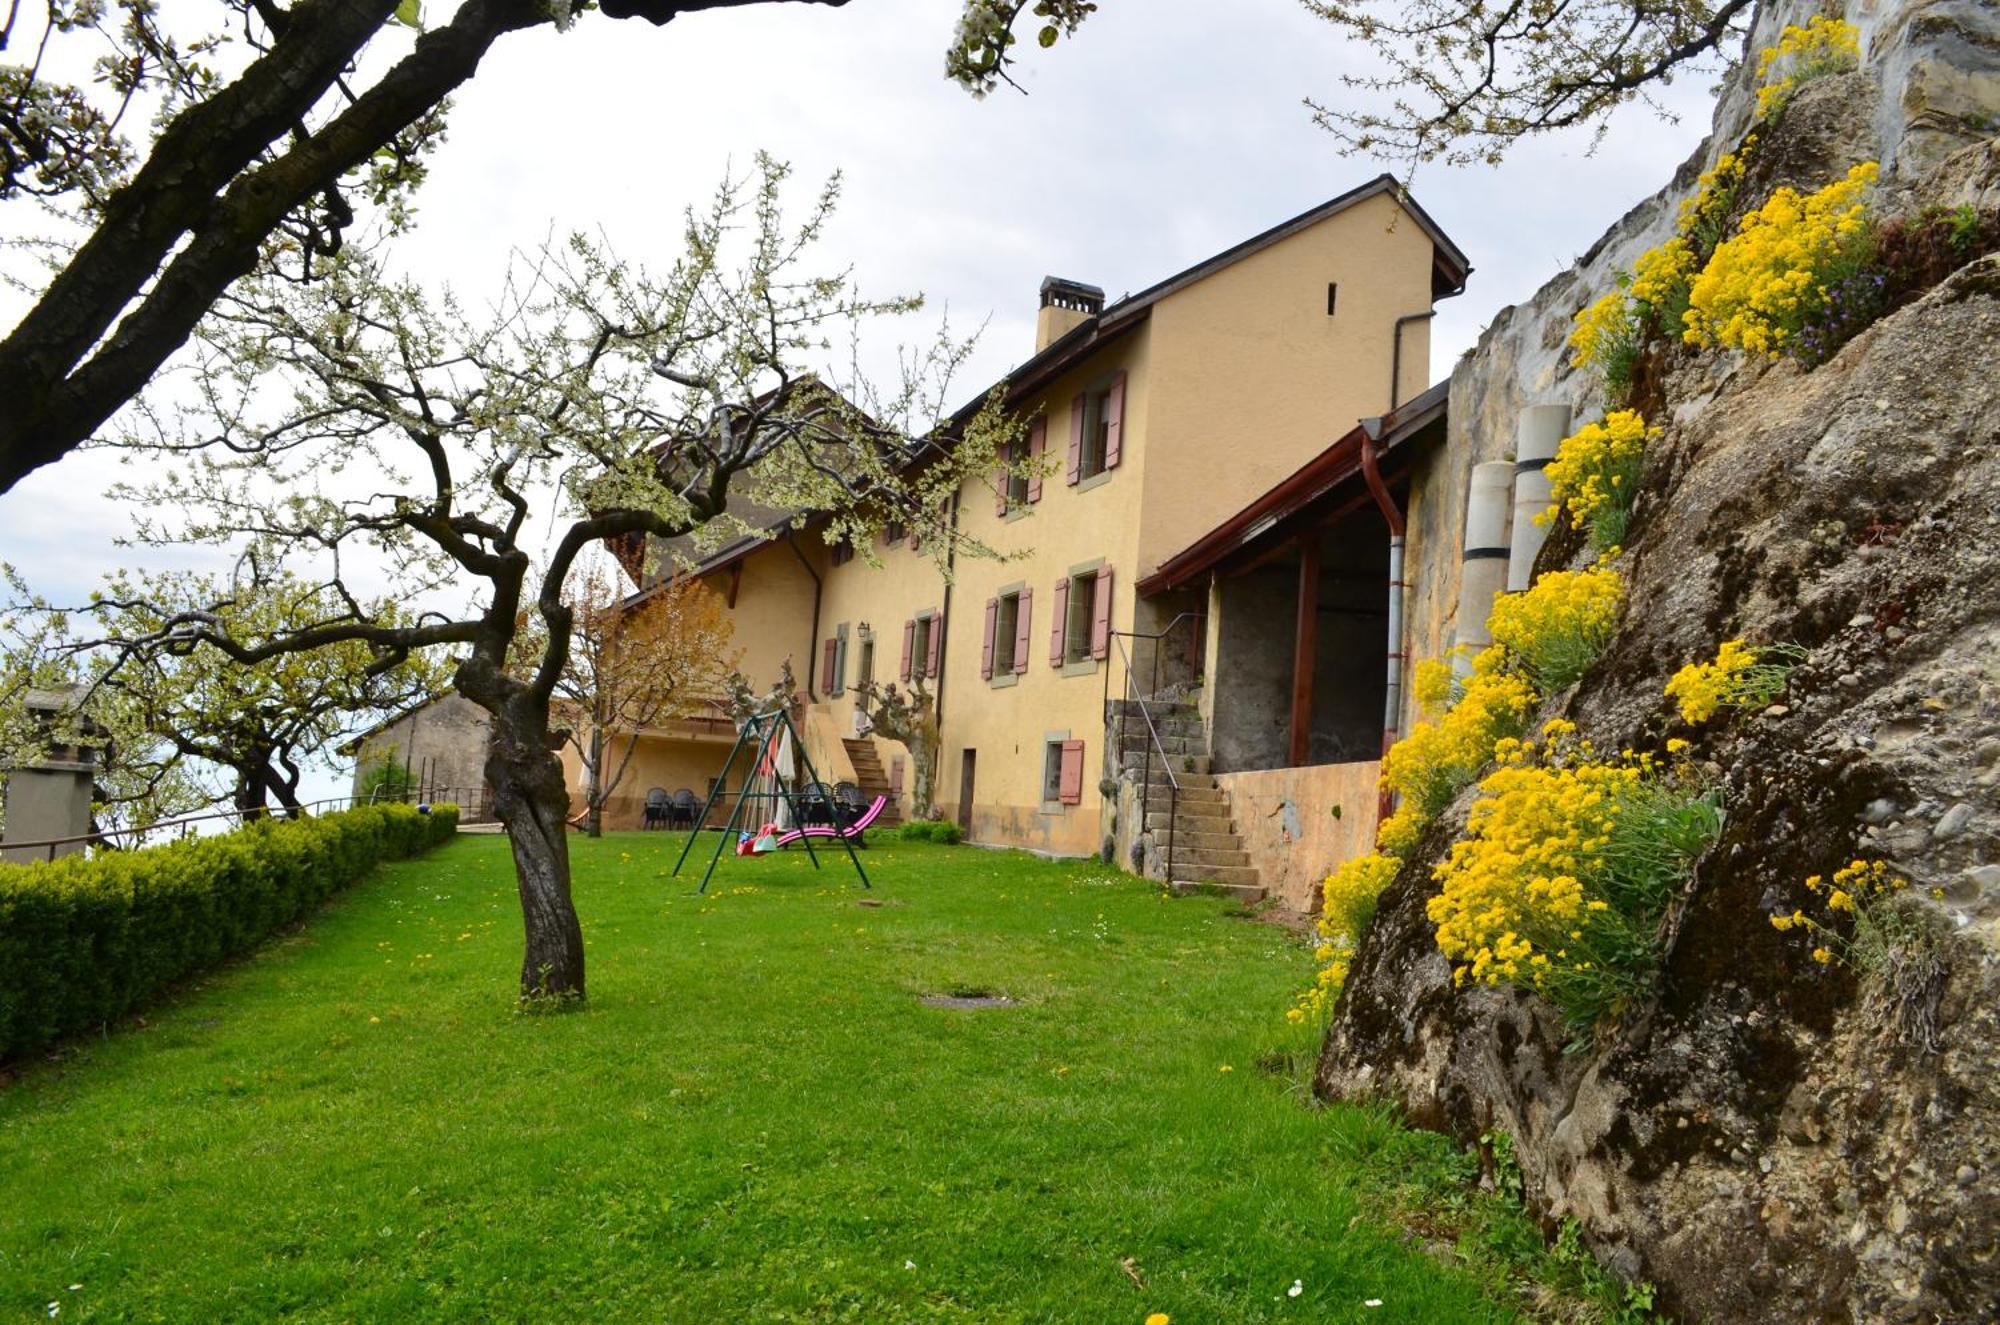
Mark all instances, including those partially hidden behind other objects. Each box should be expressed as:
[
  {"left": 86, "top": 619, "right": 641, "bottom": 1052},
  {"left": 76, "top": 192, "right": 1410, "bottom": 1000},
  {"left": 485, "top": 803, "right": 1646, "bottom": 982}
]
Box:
[
  {"left": 670, "top": 788, "right": 700, "bottom": 829},
  {"left": 643, "top": 787, "right": 671, "bottom": 830}
]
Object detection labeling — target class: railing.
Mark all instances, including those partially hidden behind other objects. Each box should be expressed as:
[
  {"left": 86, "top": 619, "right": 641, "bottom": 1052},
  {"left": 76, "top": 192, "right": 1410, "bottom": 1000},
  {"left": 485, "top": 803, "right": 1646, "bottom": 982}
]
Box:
[
  {"left": 0, "top": 786, "right": 486, "bottom": 865},
  {"left": 1103, "top": 611, "right": 1205, "bottom": 884}
]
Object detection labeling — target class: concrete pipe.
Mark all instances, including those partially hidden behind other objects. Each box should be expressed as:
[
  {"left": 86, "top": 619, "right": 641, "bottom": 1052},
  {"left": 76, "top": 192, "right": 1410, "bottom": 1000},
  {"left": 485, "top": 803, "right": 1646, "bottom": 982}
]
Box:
[
  {"left": 1451, "top": 460, "right": 1516, "bottom": 672},
  {"left": 1506, "top": 404, "right": 1572, "bottom": 593}
]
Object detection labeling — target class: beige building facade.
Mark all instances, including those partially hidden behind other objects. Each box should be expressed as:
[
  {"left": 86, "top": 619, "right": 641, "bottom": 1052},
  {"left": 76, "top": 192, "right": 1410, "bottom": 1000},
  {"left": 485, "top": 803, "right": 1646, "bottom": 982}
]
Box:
[{"left": 602, "top": 175, "right": 1472, "bottom": 875}]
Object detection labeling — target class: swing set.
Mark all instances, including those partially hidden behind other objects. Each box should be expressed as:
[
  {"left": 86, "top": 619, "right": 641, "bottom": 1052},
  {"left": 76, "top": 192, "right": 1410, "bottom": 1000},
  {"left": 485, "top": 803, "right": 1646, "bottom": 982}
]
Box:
[{"left": 670, "top": 706, "right": 873, "bottom": 894}]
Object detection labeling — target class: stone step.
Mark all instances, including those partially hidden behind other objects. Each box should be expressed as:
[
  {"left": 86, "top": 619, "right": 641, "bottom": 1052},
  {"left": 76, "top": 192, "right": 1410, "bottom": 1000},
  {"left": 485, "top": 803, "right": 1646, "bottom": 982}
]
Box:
[
  {"left": 1165, "top": 846, "right": 1252, "bottom": 869},
  {"left": 1146, "top": 808, "right": 1232, "bottom": 832},
  {"left": 1120, "top": 756, "right": 1208, "bottom": 780},
  {"left": 1157, "top": 828, "right": 1243, "bottom": 852},
  {"left": 1169, "top": 880, "right": 1267, "bottom": 903},
  {"left": 1171, "top": 863, "right": 1262, "bottom": 887},
  {"left": 1107, "top": 698, "right": 1200, "bottom": 720}
]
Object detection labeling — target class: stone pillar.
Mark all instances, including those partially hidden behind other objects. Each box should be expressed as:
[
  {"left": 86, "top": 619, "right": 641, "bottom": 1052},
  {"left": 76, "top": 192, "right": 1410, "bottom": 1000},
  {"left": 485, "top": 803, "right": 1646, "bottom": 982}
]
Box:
[{"left": 1, "top": 687, "right": 103, "bottom": 864}]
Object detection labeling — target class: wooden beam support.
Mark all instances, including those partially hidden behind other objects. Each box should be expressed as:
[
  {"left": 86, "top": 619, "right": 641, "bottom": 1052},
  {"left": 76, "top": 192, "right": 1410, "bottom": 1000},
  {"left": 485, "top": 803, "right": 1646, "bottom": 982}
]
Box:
[{"left": 1288, "top": 535, "right": 1321, "bottom": 767}]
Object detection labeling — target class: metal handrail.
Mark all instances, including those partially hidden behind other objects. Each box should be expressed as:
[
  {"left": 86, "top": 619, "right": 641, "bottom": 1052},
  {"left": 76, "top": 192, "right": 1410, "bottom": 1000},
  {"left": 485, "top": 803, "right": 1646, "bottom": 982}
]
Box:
[
  {"left": 0, "top": 788, "right": 478, "bottom": 864},
  {"left": 1106, "top": 618, "right": 1204, "bottom": 886}
]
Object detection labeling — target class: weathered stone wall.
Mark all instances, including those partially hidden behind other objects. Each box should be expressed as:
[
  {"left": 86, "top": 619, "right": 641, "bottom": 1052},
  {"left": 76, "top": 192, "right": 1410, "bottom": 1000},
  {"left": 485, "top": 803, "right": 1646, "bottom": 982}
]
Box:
[
  {"left": 1318, "top": 2, "right": 2000, "bottom": 1320},
  {"left": 350, "top": 694, "right": 493, "bottom": 817}
]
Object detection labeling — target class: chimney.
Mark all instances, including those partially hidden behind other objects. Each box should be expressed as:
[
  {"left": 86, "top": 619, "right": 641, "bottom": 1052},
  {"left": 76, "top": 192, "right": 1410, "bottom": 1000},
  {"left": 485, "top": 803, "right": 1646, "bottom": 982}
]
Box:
[{"left": 1036, "top": 276, "right": 1104, "bottom": 353}]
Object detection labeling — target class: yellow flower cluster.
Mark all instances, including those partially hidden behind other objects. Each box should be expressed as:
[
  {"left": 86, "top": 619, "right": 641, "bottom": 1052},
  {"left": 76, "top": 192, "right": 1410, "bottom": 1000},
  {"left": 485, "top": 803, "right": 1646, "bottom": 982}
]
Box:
[
  {"left": 1290, "top": 852, "right": 1403, "bottom": 1023},
  {"left": 1664, "top": 638, "right": 1805, "bottom": 724},
  {"left": 1539, "top": 409, "right": 1654, "bottom": 538},
  {"left": 1756, "top": 16, "right": 1862, "bottom": 117},
  {"left": 1427, "top": 755, "right": 1638, "bottom": 990},
  {"left": 1381, "top": 659, "right": 1541, "bottom": 821},
  {"left": 1771, "top": 858, "right": 1910, "bottom": 970},
  {"left": 1676, "top": 137, "right": 1756, "bottom": 251},
  {"left": 1683, "top": 161, "right": 1879, "bottom": 355},
  {"left": 1566, "top": 287, "right": 1635, "bottom": 375},
  {"left": 1411, "top": 656, "right": 1458, "bottom": 716},
  {"left": 1486, "top": 564, "right": 1625, "bottom": 693}
]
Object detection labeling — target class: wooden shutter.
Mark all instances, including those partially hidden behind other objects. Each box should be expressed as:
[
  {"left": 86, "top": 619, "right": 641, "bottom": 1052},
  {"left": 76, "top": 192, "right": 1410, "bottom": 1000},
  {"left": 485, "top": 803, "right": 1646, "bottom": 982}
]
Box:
[
  {"left": 900, "top": 618, "right": 914, "bottom": 682},
  {"left": 1049, "top": 577, "right": 1069, "bottom": 666},
  {"left": 1026, "top": 417, "right": 1046, "bottom": 503},
  {"left": 1066, "top": 395, "right": 1084, "bottom": 485},
  {"left": 1090, "top": 565, "right": 1114, "bottom": 660},
  {"left": 1013, "top": 587, "right": 1032, "bottom": 675},
  {"left": 1058, "top": 740, "right": 1085, "bottom": 805},
  {"left": 1104, "top": 371, "right": 1126, "bottom": 469},
  {"left": 925, "top": 608, "right": 943, "bottom": 678},
  {"left": 890, "top": 756, "right": 905, "bottom": 795},
  {"left": 981, "top": 597, "right": 998, "bottom": 680},
  {"left": 995, "top": 462, "right": 1009, "bottom": 516},
  {"left": 821, "top": 638, "right": 838, "bottom": 694}
]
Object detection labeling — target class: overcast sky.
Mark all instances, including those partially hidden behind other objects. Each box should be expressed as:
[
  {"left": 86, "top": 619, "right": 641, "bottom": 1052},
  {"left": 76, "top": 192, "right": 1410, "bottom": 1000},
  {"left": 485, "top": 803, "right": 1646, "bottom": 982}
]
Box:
[{"left": 0, "top": 0, "right": 1720, "bottom": 794}]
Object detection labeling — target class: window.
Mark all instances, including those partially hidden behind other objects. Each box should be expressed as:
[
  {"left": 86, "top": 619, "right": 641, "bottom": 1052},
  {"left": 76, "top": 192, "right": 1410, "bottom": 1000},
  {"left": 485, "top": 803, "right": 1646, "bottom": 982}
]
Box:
[
  {"left": 996, "top": 593, "right": 1019, "bottom": 673},
  {"left": 857, "top": 631, "right": 875, "bottom": 690},
  {"left": 911, "top": 615, "right": 933, "bottom": 679},
  {"left": 1003, "top": 437, "right": 1032, "bottom": 509},
  {"left": 1067, "top": 373, "right": 1124, "bottom": 486},
  {"left": 884, "top": 517, "right": 907, "bottom": 546},
  {"left": 1042, "top": 738, "right": 1084, "bottom": 806},
  {"left": 830, "top": 537, "right": 854, "bottom": 567},
  {"left": 1065, "top": 570, "right": 1097, "bottom": 664}
]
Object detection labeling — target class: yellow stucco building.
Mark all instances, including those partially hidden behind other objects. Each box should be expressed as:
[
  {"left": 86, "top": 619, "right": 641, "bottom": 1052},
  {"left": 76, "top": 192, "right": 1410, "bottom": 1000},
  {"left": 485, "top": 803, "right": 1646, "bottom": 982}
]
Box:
[{"left": 589, "top": 175, "right": 1472, "bottom": 898}]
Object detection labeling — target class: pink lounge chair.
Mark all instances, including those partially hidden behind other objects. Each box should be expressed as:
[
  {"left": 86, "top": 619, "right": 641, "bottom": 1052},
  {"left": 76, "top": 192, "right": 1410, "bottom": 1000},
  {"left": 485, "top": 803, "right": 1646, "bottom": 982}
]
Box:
[{"left": 773, "top": 794, "right": 886, "bottom": 847}]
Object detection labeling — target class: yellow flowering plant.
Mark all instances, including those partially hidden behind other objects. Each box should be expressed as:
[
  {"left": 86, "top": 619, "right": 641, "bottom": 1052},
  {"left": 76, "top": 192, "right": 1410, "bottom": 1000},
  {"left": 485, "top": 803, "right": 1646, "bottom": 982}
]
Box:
[
  {"left": 1428, "top": 723, "right": 1723, "bottom": 1038},
  {"left": 1756, "top": 16, "right": 1862, "bottom": 119},
  {"left": 1381, "top": 657, "right": 1540, "bottom": 822},
  {"left": 1770, "top": 857, "right": 1920, "bottom": 976},
  {"left": 1683, "top": 161, "right": 1879, "bottom": 357},
  {"left": 1539, "top": 410, "right": 1656, "bottom": 552},
  {"left": 1290, "top": 852, "right": 1403, "bottom": 1023},
  {"left": 1486, "top": 563, "right": 1624, "bottom": 695},
  {"left": 1664, "top": 639, "right": 1808, "bottom": 724}
]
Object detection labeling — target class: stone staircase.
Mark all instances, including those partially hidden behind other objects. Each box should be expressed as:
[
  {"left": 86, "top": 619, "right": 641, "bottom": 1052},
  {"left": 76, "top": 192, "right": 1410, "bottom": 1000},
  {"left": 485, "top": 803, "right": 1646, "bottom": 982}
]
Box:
[
  {"left": 1107, "top": 698, "right": 1264, "bottom": 903},
  {"left": 840, "top": 738, "right": 905, "bottom": 828}
]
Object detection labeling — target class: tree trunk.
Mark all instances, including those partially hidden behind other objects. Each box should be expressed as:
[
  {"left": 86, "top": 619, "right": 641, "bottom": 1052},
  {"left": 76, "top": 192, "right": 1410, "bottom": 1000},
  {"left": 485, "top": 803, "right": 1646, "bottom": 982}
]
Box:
[
  {"left": 584, "top": 724, "right": 604, "bottom": 839},
  {"left": 485, "top": 698, "right": 587, "bottom": 1000},
  {"left": 233, "top": 762, "right": 270, "bottom": 821}
]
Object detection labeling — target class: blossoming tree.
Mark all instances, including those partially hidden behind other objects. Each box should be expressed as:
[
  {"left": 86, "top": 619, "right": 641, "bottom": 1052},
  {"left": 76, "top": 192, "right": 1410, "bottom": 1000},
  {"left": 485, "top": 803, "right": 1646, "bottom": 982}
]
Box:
[{"left": 92, "top": 157, "right": 1018, "bottom": 1001}]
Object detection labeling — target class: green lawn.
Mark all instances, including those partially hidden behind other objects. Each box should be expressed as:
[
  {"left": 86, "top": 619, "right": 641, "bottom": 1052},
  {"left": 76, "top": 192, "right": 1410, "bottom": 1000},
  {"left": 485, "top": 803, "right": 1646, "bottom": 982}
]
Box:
[{"left": 0, "top": 834, "right": 1581, "bottom": 1324}]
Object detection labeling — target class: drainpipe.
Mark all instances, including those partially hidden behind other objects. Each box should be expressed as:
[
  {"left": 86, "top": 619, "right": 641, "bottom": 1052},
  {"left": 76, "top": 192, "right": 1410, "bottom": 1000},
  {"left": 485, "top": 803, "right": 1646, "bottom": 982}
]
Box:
[
  {"left": 1359, "top": 421, "right": 1406, "bottom": 774},
  {"left": 1389, "top": 310, "right": 1435, "bottom": 411},
  {"left": 1507, "top": 405, "right": 1572, "bottom": 592},
  {"left": 783, "top": 526, "right": 823, "bottom": 703}
]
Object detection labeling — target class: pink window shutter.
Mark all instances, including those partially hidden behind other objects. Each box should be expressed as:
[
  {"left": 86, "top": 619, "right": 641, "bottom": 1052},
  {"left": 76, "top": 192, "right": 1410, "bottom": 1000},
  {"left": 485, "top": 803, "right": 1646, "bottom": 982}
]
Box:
[
  {"left": 980, "top": 597, "right": 998, "bottom": 680},
  {"left": 1013, "top": 587, "right": 1033, "bottom": 675},
  {"left": 925, "top": 609, "right": 943, "bottom": 678},
  {"left": 890, "top": 756, "right": 905, "bottom": 795},
  {"left": 821, "top": 638, "right": 837, "bottom": 694},
  {"left": 1103, "top": 371, "right": 1126, "bottom": 469},
  {"left": 900, "top": 619, "right": 914, "bottom": 683},
  {"left": 1090, "top": 565, "right": 1114, "bottom": 660},
  {"left": 1049, "top": 577, "right": 1069, "bottom": 666},
  {"left": 1058, "top": 740, "right": 1084, "bottom": 805},
  {"left": 1066, "top": 396, "right": 1084, "bottom": 485},
  {"left": 1026, "top": 417, "right": 1046, "bottom": 503}
]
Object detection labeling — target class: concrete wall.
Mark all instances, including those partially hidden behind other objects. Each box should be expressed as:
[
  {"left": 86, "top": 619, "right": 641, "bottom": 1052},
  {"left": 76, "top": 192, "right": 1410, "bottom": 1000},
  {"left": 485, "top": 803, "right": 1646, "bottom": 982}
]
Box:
[
  {"left": 350, "top": 694, "right": 493, "bottom": 813},
  {"left": 1213, "top": 761, "right": 1381, "bottom": 912}
]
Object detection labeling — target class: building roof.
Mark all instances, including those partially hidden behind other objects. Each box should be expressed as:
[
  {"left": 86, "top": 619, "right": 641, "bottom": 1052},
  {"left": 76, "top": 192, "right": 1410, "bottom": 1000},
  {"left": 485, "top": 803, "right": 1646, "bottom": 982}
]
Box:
[
  {"left": 632, "top": 176, "right": 1471, "bottom": 599},
  {"left": 1136, "top": 379, "right": 1450, "bottom": 596}
]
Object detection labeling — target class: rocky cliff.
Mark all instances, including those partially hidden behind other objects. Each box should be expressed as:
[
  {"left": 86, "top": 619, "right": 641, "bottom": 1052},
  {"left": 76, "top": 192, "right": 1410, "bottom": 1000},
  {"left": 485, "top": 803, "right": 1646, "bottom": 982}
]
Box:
[{"left": 1316, "top": 3, "right": 2000, "bottom": 1321}]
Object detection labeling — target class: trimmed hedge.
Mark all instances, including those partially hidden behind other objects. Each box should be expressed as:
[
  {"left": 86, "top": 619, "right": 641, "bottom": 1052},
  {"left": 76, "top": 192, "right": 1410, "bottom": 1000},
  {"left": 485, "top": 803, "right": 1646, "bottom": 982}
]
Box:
[
  {"left": 897, "top": 819, "right": 963, "bottom": 845},
  {"left": 0, "top": 802, "right": 458, "bottom": 1061}
]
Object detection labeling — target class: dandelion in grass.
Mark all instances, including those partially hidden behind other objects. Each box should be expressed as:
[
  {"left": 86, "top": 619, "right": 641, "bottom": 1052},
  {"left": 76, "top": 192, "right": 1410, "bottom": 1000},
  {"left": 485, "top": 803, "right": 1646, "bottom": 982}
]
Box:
[{"left": 1146, "top": 1314, "right": 1171, "bottom": 1325}]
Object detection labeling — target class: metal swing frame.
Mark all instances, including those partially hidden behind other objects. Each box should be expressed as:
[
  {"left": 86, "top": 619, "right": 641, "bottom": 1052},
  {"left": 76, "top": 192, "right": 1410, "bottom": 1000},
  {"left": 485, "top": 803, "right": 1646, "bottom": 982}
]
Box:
[{"left": 670, "top": 706, "right": 871, "bottom": 894}]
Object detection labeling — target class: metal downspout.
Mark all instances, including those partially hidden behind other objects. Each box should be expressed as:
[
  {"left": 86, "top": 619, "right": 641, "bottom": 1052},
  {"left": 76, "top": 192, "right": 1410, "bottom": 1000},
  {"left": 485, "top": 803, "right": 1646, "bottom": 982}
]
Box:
[{"left": 1359, "top": 423, "right": 1406, "bottom": 822}]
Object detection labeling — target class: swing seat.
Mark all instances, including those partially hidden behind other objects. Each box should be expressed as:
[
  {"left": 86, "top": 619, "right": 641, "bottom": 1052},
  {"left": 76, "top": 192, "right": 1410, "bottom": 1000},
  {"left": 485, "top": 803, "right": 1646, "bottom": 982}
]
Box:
[{"left": 771, "top": 794, "right": 886, "bottom": 848}]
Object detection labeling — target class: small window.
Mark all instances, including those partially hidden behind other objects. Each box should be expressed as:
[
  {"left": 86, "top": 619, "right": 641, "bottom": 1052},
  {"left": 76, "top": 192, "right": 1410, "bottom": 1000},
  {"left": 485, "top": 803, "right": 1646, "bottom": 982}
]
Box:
[
  {"left": 912, "top": 615, "right": 934, "bottom": 679},
  {"left": 1079, "top": 387, "right": 1112, "bottom": 481},
  {"left": 1065, "top": 569, "right": 1098, "bottom": 664},
  {"left": 884, "top": 517, "right": 908, "bottom": 546},
  {"left": 1042, "top": 742, "right": 1066, "bottom": 803},
  {"left": 857, "top": 633, "right": 875, "bottom": 690},
  {"left": 993, "top": 591, "right": 1021, "bottom": 674},
  {"left": 829, "top": 537, "right": 854, "bottom": 567},
  {"left": 1003, "top": 437, "right": 1032, "bottom": 509}
]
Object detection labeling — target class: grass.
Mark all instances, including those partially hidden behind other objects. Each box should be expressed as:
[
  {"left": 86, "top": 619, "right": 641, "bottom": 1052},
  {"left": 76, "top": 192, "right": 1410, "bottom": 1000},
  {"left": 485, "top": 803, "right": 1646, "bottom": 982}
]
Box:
[{"left": 1, "top": 834, "right": 1625, "bottom": 1323}]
